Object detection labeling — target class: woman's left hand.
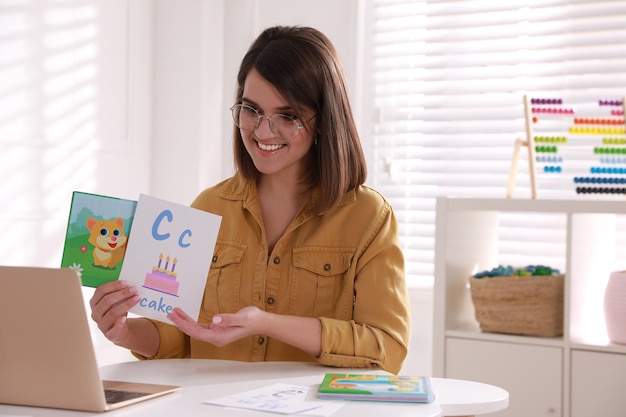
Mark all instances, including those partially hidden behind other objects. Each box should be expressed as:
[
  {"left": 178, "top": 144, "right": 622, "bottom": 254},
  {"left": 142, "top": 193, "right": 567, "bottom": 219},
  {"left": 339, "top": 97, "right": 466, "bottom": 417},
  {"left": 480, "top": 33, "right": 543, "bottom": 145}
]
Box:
[{"left": 167, "top": 306, "right": 263, "bottom": 347}]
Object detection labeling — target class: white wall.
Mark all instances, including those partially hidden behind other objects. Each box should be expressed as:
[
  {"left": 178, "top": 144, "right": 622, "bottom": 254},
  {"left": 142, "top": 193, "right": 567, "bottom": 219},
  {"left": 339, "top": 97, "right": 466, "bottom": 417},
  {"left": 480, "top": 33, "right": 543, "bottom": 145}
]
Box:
[
  {"left": 149, "top": 1, "right": 223, "bottom": 204},
  {"left": 0, "top": 0, "right": 153, "bottom": 268}
]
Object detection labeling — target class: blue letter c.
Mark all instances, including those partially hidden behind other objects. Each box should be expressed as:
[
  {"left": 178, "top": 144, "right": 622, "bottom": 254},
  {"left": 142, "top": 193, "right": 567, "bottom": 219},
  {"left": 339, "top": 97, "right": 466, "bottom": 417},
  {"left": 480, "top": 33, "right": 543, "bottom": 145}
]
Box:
[
  {"left": 179, "top": 229, "right": 192, "bottom": 248},
  {"left": 152, "top": 210, "right": 173, "bottom": 241}
]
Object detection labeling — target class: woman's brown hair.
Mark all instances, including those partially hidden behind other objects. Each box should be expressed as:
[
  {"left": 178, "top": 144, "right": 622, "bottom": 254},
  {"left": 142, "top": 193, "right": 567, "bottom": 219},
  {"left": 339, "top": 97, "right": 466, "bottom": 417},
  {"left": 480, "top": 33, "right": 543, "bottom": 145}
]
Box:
[{"left": 233, "top": 26, "right": 367, "bottom": 214}]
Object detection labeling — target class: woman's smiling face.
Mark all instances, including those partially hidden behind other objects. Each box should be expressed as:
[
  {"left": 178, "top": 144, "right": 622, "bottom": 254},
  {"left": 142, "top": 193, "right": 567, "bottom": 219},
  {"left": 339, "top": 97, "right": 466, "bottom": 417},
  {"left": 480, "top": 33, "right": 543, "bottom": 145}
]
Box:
[{"left": 239, "top": 69, "right": 316, "bottom": 180}]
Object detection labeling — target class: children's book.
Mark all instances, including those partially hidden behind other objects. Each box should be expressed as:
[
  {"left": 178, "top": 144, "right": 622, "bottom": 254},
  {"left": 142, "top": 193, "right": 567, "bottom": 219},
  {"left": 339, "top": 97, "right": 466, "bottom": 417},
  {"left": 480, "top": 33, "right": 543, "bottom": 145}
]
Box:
[
  {"left": 317, "top": 373, "right": 435, "bottom": 403},
  {"left": 119, "top": 194, "right": 222, "bottom": 323},
  {"left": 61, "top": 192, "right": 137, "bottom": 287}
]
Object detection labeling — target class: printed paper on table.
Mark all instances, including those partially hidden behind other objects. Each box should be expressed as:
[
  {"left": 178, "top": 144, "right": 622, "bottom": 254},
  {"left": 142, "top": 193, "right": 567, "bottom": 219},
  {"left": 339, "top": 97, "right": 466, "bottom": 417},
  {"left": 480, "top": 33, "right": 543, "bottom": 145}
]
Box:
[
  {"left": 204, "top": 383, "right": 345, "bottom": 416},
  {"left": 61, "top": 191, "right": 137, "bottom": 287},
  {"left": 120, "top": 194, "right": 222, "bottom": 323}
]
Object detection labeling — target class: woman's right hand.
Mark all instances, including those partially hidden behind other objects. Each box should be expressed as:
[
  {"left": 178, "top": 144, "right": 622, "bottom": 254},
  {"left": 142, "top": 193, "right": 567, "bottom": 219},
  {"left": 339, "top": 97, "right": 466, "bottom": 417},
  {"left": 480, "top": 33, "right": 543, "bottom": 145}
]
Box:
[{"left": 89, "top": 280, "right": 140, "bottom": 346}]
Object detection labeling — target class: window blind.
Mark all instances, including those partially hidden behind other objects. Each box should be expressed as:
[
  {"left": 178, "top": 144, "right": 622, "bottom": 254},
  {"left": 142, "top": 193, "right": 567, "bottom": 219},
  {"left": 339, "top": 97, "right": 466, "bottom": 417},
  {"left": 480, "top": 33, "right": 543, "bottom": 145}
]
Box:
[{"left": 366, "top": 0, "right": 626, "bottom": 286}]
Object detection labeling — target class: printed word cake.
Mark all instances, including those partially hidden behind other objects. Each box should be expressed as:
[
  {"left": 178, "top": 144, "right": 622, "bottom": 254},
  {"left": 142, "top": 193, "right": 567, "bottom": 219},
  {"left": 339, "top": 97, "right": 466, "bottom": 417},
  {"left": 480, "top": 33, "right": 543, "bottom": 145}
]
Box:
[{"left": 143, "top": 253, "right": 180, "bottom": 296}]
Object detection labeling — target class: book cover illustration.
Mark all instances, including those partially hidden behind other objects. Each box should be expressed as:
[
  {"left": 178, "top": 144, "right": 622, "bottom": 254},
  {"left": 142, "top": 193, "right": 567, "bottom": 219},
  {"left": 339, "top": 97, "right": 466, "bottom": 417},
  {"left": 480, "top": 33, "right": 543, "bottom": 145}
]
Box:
[
  {"left": 61, "top": 191, "right": 137, "bottom": 287},
  {"left": 120, "top": 194, "right": 222, "bottom": 323},
  {"left": 317, "top": 373, "right": 435, "bottom": 403}
]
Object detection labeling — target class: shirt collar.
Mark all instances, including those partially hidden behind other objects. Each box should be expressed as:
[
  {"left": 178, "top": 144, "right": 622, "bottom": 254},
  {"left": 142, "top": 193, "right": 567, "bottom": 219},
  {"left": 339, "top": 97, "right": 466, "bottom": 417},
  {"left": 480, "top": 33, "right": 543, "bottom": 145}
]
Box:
[{"left": 218, "top": 172, "right": 357, "bottom": 213}]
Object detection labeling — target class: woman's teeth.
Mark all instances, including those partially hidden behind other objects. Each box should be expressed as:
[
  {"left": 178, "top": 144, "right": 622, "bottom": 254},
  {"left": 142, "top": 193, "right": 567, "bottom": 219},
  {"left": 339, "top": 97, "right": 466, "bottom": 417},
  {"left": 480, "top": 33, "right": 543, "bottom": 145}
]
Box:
[{"left": 257, "top": 142, "right": 285, "bottom": 151}]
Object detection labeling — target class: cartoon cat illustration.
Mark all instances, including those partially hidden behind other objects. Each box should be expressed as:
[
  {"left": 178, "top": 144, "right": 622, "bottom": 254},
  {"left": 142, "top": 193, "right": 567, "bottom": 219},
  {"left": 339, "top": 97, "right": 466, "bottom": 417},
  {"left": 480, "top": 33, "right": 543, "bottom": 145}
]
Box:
[{"left": 86, "top": 217, "right": 128, "bottom": 269}]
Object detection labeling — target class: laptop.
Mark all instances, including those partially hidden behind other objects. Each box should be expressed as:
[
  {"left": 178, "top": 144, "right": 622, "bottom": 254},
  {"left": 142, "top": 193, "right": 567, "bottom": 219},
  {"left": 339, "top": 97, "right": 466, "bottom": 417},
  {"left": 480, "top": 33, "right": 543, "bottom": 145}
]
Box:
[{"left": 0, "top": 265, "right": 180, "bottom": 412}]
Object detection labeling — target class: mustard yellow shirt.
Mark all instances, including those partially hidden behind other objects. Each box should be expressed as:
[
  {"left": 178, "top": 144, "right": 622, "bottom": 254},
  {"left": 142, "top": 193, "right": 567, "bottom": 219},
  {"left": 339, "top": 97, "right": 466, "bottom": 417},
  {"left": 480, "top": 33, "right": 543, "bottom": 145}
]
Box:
[{"left": 140, "top": 174, "right": 410, "bottom": 374}]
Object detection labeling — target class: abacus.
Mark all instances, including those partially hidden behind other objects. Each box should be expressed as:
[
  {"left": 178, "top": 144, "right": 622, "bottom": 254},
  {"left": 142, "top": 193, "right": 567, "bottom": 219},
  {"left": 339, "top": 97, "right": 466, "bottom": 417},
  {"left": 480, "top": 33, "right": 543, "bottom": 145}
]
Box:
[{"left": 507, "top": 95, "right": 626, "bottom": 198}]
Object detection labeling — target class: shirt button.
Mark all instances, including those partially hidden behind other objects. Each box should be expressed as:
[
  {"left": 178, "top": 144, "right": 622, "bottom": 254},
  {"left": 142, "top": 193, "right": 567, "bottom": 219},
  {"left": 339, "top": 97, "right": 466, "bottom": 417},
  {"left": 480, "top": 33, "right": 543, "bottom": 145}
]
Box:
[
  {"left": 273, "top": 256, "right": 280, "bottom": 265},
  {"left": 212, "top": 255, "right": 218, "bottom": 262},
  {"left": 267, "top": 297, "right": 275, "bottom": 305},
  {"left": 323, "top": 263, "right": 331, "bottom": 271},
  {"left": 258, "top": 337, "right": 265, "bottom": 345}
]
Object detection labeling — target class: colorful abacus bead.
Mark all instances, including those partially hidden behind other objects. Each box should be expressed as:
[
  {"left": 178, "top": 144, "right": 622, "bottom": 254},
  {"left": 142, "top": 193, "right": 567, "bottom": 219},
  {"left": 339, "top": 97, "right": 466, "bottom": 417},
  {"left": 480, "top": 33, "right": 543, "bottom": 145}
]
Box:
[
  {"left": 599, "top": 99, "right": 623, "bottom": 106},
  {"left": 576, "top": 187, "right": 626, "bottom": 194},
  {"left": 531, "top": 98, "right": 563, "bottom": 105}
]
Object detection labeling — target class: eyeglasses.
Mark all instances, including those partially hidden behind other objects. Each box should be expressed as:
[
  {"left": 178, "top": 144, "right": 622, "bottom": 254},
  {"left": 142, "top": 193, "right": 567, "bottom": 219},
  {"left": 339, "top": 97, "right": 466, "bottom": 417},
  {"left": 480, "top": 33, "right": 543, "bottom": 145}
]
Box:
[{"left": 230, "top": 104, "right": 315, "bottom": 142}]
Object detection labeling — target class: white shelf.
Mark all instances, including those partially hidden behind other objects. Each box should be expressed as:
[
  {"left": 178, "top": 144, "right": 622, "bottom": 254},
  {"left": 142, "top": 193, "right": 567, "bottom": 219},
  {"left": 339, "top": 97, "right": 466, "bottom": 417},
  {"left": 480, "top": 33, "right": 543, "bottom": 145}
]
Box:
[
  {"left": 433, "top": 196, "right": 626, "bottom": 417},
  {"left": 442, "top": 197, "right": 626, "bottom": 214},
  {"left": 569, "top": 341, "right": 626, "bottom": 355},
  {"left": 446, "top": 329, "right": 565, "bottom": 349}
]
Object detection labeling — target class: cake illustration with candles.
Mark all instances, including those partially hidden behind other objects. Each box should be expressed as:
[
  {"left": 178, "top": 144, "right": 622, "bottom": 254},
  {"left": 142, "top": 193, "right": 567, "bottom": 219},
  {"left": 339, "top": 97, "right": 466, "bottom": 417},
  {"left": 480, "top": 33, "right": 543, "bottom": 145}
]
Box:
[{"left": 143, "top": 253, "right": 180, "bottom": 296}]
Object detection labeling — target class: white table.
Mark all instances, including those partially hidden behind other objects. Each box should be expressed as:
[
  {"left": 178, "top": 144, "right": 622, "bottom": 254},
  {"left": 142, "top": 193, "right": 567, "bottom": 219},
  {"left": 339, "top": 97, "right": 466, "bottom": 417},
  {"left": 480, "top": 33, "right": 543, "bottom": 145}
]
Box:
[{"left": 0, "top": 359, "right": 508, "bottom": 417}]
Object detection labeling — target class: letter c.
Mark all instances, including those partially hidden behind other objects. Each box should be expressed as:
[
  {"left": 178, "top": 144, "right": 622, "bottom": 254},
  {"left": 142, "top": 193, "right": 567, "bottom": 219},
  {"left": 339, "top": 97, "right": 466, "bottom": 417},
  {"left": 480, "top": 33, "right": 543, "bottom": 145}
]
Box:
[
  {"left": 179, "top": 229, "right": 192, "bottom": 248},
  {"left": 152, "top": 210, "right": 173, "bottom": 241}
]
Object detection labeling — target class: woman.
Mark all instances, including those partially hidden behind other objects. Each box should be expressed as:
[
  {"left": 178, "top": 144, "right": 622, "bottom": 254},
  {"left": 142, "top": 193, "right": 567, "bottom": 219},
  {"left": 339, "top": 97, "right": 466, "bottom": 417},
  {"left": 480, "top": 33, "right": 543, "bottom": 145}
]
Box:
[{"left": 90, "top": 26, "right": 411, "bottom": 374}]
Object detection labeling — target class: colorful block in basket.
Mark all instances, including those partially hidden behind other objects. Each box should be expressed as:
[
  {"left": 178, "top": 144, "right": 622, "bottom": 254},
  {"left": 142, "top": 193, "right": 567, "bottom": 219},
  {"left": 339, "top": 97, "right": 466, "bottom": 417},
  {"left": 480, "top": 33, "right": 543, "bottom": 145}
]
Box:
[{"left": 473, "top": 264, "right": 561, "bottom": 278}]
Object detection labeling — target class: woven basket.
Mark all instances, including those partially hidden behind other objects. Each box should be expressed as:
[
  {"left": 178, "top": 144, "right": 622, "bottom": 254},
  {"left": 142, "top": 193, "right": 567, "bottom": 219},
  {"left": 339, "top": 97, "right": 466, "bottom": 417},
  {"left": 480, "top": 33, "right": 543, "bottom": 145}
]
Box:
[{"left": 469, "top": 275, "right": 564, "bottom": 337}]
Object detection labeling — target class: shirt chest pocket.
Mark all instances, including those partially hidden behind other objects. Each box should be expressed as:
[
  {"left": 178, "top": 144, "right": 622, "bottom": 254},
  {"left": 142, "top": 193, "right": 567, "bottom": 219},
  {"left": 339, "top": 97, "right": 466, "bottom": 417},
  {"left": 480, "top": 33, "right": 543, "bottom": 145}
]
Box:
[
  {"left": 291, "top": 247, "right": 354, "bottom": 319},
  {"left": 203, "top": 242, "right": 246, "bottom": 315}
]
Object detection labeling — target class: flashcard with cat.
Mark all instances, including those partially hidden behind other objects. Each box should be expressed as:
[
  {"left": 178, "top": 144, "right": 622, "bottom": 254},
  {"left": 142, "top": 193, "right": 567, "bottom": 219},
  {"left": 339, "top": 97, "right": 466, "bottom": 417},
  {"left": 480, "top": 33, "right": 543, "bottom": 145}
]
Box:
[
  {"left": 120, "top": 194, "right": 222, "bottom": 323},
  {"left": 61, "top": 191, "right": 137, "bottom": 287}
]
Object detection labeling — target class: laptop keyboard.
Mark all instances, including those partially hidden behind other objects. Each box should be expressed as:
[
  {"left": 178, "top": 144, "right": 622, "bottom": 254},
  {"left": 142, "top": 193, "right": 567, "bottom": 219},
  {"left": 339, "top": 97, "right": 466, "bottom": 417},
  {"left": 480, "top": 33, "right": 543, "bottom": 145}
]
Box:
[{"left": 105, "top": 389, "right": 150, "bottom": 404}]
